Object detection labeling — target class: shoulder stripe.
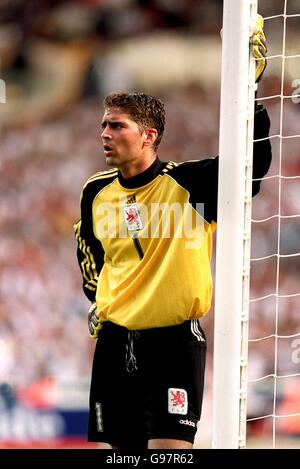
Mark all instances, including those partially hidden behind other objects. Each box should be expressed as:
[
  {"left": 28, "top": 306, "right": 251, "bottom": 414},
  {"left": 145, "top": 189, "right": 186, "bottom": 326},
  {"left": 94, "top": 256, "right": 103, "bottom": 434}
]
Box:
[
  {"left": 83, "top": 170, "right": 118, "bottom": 190},
  {"left": 88, "top": 169, "right": 117, "bottom": 181},
  {"left": 162, "top": 161, "right": 179, "bottom": 173},
  {"left": 90, "top": 171, "right": 118, "bottom": 181}
]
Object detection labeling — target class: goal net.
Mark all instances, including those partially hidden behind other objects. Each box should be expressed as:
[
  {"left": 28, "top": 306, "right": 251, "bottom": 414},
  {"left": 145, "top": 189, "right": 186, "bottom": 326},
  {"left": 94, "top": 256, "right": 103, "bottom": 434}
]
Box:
[
  {"left": 212, "top": 0, "right": 300, "bottom": 448},
  {"left": 247, "top": 0, "right": 300, "bottom": 448}
]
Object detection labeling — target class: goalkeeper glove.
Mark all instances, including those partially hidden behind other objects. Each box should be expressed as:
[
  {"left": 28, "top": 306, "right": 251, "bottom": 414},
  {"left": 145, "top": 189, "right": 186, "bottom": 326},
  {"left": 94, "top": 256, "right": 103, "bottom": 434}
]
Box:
[
  {"left": 252, "top": 14, "right": 267, "bottom": 83},
  {"left": 88, "top": 302, "right": 102, "bottom": 338}
]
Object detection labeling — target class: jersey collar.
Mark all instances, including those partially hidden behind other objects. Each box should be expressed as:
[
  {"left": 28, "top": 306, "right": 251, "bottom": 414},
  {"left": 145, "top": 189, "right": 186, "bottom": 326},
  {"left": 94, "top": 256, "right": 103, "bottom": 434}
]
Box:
[{"left": 118, "top": 157, "right": 165, "bottom": 189}]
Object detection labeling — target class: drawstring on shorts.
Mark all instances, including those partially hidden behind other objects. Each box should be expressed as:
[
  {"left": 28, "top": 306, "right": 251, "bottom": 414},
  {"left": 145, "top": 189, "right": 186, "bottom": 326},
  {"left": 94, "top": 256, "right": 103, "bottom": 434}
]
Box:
[{"left": 125, "top": 331, "right": 139, "bottom": 373}]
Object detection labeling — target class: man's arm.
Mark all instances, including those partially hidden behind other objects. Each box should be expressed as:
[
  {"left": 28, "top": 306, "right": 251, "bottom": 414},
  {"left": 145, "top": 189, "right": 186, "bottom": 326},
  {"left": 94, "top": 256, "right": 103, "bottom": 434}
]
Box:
[
  {"left": 74, "top": 218, "right": 104, "bottom": 302},
  {"left": 74, "top": 215, "right": 104, "bottom": 338},
  {"left": 74, "top": 182, "right": 105, "bottom": 302},
  {"left": 74, "top": 172, "right": 118, "bottom": 338},
  {"left": 252, "top": 104, "right": 272, "bottom": 197},
  {"left": 175, "top": 103, "right": 272, "bottom": 225},
  {"left": 195, "top": 13, "right": 270, "bottom": 222}
]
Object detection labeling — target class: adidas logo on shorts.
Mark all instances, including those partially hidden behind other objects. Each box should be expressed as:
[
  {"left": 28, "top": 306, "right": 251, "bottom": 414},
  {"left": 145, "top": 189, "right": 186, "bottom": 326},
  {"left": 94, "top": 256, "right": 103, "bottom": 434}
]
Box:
[{"left": 179, "top": 419, "right": 196, "bottom": 427}]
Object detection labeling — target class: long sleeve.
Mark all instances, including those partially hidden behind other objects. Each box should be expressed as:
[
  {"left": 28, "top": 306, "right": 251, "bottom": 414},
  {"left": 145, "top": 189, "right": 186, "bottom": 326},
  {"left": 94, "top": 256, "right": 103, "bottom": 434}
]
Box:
[
  {"left": 74, "top": 169, "right": 119, "bottom": 302},
  {"left": 252, "top": 104, "right": 272, "bottom": 196},
  {"left": 74, "top": 219, "right": 104, "bottom": 302},
  {"left": 166, "top": 105, "right": 272, "bottom": 224},
  {"left": 200, "top": 104, "right": 272, "bottom": 222},
  {"left": 74, "top": 184, "right": 105, "bottom": 302}
]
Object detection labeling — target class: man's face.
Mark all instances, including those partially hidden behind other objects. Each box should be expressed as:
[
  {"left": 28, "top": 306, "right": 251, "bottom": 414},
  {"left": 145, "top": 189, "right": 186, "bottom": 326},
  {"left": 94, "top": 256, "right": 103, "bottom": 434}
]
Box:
[{"left": 101, "top": 108, "right": 146, "bottom": 169}]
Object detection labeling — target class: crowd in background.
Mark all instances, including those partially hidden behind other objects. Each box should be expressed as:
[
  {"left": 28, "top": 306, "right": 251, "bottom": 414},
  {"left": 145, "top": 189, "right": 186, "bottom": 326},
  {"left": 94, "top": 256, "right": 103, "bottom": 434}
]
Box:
[{"left": 1, "top": 0, "right": 300, "bottom": 442}]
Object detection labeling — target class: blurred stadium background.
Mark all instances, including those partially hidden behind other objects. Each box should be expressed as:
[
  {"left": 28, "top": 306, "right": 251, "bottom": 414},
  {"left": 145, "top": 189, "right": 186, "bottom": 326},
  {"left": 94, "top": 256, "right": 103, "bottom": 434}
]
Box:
[{"left": 0, "top": 0, "right": 300, "bottom": 448}]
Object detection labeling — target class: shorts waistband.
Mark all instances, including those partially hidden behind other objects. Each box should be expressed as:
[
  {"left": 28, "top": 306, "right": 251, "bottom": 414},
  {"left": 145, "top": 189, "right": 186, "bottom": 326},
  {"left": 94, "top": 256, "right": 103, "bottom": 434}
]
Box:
[{"left": 100, "top": 320, "right": 205, "bottom": 341}]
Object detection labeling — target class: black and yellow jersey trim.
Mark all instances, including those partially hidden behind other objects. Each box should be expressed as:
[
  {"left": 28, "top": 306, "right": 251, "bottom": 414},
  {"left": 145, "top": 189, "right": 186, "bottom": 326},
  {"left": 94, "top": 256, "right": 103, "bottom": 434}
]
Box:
[{"left": 75, "top": 169, "right": 118, "bottom": 301}]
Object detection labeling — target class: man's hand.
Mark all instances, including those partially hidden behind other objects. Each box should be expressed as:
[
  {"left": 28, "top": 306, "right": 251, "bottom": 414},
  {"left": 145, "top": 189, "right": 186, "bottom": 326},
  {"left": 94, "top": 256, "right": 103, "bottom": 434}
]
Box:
[
  {"left": 88, "top": 302, "right": 102, "bottom": 338},
  {"left": 252, "top": 14, "right": 267, "bottom": 82}
]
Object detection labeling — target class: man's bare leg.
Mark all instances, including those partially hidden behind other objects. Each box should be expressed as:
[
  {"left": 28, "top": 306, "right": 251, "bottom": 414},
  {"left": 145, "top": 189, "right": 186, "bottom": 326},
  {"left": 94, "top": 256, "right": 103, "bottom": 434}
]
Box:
[{"left": 148, "top": 439, "right": 193, "bottom": 449}]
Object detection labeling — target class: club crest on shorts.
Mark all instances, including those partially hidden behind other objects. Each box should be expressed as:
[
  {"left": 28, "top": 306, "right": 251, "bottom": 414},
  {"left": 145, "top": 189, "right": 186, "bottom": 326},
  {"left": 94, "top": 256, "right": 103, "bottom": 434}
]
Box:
[
  {"left": 168, "top": 388, "right": 188, "bottom": 415},
  {"left": 123, "top": 204, "right": 143, "bottom": 232}
]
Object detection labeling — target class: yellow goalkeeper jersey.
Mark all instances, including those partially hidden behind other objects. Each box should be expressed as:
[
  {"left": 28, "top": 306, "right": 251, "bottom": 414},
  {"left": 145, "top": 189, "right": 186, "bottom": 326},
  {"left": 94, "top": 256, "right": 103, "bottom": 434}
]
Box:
[
  {"left": 75, "top": 108, "right": 271, "bottom": 330},
  {"left": 75, "top": 159, "right": 216, "bottom": 329}
]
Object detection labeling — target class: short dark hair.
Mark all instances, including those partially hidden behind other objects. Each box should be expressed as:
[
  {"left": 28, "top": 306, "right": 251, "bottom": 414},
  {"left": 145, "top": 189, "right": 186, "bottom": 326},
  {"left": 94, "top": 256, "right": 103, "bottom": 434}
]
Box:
[{"left": 103, "top": 91, "right": 165, "bottom": 150}]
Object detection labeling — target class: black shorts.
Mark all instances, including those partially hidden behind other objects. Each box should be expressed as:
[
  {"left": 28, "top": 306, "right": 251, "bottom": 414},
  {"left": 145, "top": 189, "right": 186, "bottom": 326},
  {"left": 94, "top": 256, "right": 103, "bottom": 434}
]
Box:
[{"left": 88, "top": 320, "right": 206, "bottom": 448}]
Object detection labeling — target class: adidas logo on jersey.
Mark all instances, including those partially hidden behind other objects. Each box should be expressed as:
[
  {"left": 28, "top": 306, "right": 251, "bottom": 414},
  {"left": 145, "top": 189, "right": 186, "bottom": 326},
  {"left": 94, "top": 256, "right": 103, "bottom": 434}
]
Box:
[{"left": 179, "top": 419, "right": 196, "bottom": 427}]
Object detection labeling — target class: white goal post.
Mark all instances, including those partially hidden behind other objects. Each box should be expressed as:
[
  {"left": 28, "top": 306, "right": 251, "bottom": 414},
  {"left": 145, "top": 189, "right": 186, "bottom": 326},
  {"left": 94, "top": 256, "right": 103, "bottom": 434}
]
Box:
[{"left": 212, "top": 0, "right": 258, "bottom": 448}]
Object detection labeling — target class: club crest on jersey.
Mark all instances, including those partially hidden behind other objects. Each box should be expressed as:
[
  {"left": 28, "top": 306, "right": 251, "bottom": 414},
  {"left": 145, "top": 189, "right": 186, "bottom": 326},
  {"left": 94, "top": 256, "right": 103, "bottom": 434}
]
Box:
[
  {"left": 168, "top": 388, "right": 188, "bottom": 415},
  {"left": 123, "top": 204, "right": 143, "bottom": 232}
]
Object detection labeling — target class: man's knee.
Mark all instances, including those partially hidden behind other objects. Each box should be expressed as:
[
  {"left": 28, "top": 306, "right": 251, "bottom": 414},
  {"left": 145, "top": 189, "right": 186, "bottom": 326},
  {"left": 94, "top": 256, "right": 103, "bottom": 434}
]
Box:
[{"left": 96, "top": 442, "right": 112, "bottom": 449}]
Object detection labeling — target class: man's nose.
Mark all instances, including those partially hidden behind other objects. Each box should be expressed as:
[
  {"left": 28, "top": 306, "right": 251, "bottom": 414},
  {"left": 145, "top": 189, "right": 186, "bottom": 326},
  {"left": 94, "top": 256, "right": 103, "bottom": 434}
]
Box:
[{"left": 101, "top": 127, "right": 111, "bottom": 139}]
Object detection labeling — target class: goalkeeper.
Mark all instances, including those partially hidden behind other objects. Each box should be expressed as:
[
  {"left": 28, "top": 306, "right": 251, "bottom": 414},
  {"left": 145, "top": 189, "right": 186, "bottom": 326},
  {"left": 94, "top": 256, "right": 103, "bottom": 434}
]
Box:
[{"left": 74, "top": 16, "right": 271, "bottom": 450}]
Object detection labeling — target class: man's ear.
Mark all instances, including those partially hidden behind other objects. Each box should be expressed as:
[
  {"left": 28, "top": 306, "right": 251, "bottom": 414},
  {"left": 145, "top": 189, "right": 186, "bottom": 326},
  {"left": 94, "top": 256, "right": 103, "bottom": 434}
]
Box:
[{"left": 143, "top": 128, "right": 158, "bottom": 147}]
